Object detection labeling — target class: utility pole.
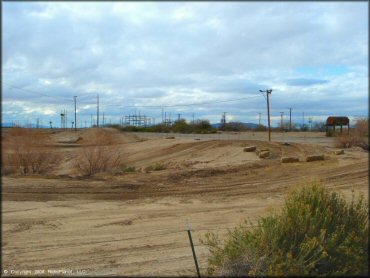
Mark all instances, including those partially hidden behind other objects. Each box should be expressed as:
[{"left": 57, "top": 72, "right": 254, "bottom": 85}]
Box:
[
  {"left": 65, "top": 110, "right": 67, "bottom": 130},
  {"left": 302, "top": 111, "right": 305, "bottom": 129},
  {"left": 289, "top": 107, "right": 292, "bottom": 131},
  {"left": 60, "top": 112, "right": 64, "bottom": 129},
  {"left": 280, "top": 112, "right": 284, "bottom": 131},
  {"left": 258, "top": 113, "right": 261, "bottom": 126},
  {"left": 97, "top": 94, "right": 99, "bottom": 128},
  {"left": 161, "top": 107, "right": 164, "bottom": 124},
  {"left": 74, "top": 96, "right": 77, "bottom": 132},
  {"left": 260, "top": 89, "right": 272, "bottom": 141},
  {"left": 192, "top": 113, "right": 195, "bottom": 125}
]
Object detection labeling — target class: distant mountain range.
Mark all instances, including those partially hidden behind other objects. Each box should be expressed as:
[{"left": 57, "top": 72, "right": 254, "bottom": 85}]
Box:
[
  {"left": 1, "top": 122, "right": 49, "bottom": 128},
  {"left": 211, "top": 122, "right": 259, "bottom": 129}
]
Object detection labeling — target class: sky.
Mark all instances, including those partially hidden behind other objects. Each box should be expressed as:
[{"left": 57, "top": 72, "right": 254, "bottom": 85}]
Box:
[{"left": 2, "top": 1, "right": 368, "bottom": 127}]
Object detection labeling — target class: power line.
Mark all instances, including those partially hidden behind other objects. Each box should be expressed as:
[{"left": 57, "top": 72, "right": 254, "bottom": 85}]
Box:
[
  {"left": 104, "top": 95, "right": 261, "bottom": 109},
  {"left": 3, "top": 83, "right": 73, "bottom": 102},
  {"left": 3, "top": 84, "right": 262, "bottom": 110}
]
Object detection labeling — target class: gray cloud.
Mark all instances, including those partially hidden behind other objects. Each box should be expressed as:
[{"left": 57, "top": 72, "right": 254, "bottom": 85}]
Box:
[
  {"left": 285, "top": 78, "right": 328, "bottom": 86},
  {"left": 2, "top": 2, "right": 368, "bottom": 126}
]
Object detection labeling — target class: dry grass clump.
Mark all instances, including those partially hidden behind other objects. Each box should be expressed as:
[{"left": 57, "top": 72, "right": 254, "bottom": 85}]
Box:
[
  {"left": 73, "top": 129, "right": 121, "bottom": 176},
  {"left": 335, "top": 118, "right": 369, "bottom": 150},
  {"left": 354, "top": 118, "right": 369, "bottom": 137},
  {"left": 145, "top": 162, "right": 167, "bottom": 172},
  {"left": 335, "top": 134, "right": 358, "bottom": 148},
  {"left": 74, "top": 146, "right": 121, "bottom": 176},
  {"left": 2, "top": 128, "right": 60, "bottom": 175}
]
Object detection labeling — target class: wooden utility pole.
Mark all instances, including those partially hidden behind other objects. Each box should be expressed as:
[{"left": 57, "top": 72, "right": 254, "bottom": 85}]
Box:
[
  {"left": 97, "top": 94, "right": 100, "bottom": 128},
  {"left": 289, "top": 107, "right": 292, "bottom": 131},
  {"left": 258, "top": 113, "right": 261, "bottom": 125},
  {"left": 161, "top": 107, "right": 164, "bottom": 124},
  {"left": 260, "top": 89, "right": 272, "bottom": 141},
  {"left": 280, "top": 112, "right": 284, "bottom": 131},
  {"left": 74, "top": 96, "right": 77, "bottom": 132},
  {"left": 60, "top": 112, "right": 64, "bottom": 129}
]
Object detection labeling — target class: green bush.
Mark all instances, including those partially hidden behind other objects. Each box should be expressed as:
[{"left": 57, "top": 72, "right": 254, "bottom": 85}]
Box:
[
  {"left": 123, "top": 166, "right": 136, "bottom": 173},
  {"left": 172, "top": 119, "right": 191, "bottom": 133},
  {"left": 202, "top": 183, "right": 369, "bottom": 276}
]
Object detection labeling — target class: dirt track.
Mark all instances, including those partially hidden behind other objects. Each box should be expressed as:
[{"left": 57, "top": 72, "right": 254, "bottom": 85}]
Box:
[{"left": 2, "top": 128, "right": 368, "bottom": 276}]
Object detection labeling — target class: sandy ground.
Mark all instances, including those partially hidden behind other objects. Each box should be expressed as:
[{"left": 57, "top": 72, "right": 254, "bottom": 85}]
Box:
[{"left": 2, "top": 128, "right": 368, "bottom": 276}]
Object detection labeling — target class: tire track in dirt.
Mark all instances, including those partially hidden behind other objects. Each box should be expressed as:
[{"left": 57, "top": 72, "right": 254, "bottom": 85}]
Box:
[{"left": 2, "top": 130, "right": 367, "bottom": 275}]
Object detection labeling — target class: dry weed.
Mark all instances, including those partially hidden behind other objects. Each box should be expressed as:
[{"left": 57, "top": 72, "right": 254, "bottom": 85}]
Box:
[
  {"left": 74, "top": 146, "right": 121, "bottom": 176},
  {"left": 335, "top": 118, "right": 369, "bottom": 150},
  {"left": 2, "top": 128, "right": 60, "bottom": 175}
]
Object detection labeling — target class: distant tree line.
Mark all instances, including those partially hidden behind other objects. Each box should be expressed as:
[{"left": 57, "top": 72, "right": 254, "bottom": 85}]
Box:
[
  {"left": 108, "top": 119, "right": 328, "bottom": 134},
  {"left": 113, "top": 119, "right": 217, "bottom": 134}
]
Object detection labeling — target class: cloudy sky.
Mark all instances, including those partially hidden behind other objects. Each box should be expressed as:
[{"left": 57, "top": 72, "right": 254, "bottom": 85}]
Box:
[{"left": 2, "top": 2, "right": 368, "bottom": 127}]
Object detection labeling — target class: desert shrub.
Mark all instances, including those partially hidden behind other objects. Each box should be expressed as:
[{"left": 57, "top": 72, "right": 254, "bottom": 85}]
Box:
[
  {"left": 354, "top": 118, "right": 369, "bottom": 137},
  {"left": 332, "top": 118, "right": 368, "bottom": 150},
  {"left": 193, "top": 119, "right": 216, "bottom": 134},
  {"left": 123, "top": 166, "right": 136, "bottom": 173},
  {"left": 74, "top": 146, "right": 121, "bottom": 176},
  {"left": 2, "top": 128, "right": 60, "bottom": 175},
  {"left": 335, "top": 132, "right": 368, "bottom": 151},
  {"left": 172, "top": 119, "right": 191, "bottom": 133},
  {"left": 334, "top": 133, "right": 358, "bottom": 148},
  {"left": 202, "top": 183, "right": 369, "bottom": 276},
  {"left": 153, "top": 124, "right": 171, "bottom": 133},
  {"left": 145, "top": 162, "right": 167, "bottom": 172}
]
